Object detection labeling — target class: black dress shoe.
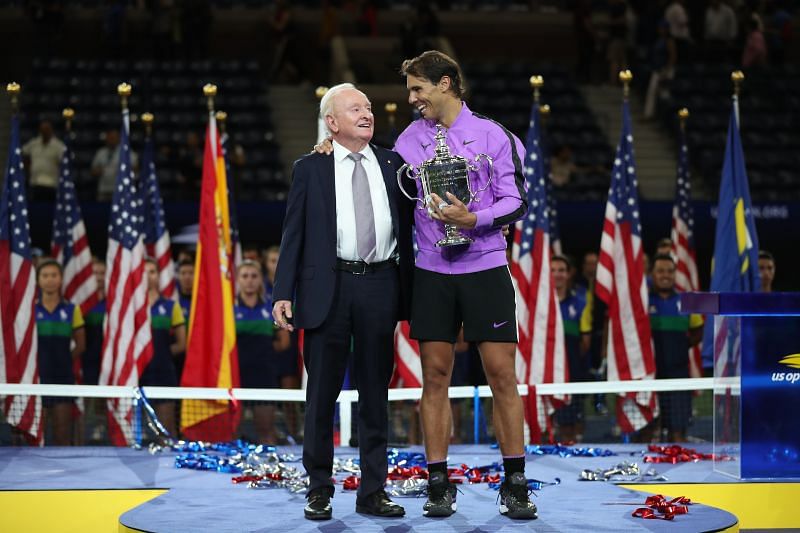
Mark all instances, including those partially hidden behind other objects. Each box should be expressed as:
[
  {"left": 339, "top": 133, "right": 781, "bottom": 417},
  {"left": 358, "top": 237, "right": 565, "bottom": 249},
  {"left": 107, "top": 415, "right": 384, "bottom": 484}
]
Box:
[
  {"left": 304, "top": 487, "right": 333, "bottom": 520},
  {"left": 356, "top": 489, "right": 406, "bottom": 517}
]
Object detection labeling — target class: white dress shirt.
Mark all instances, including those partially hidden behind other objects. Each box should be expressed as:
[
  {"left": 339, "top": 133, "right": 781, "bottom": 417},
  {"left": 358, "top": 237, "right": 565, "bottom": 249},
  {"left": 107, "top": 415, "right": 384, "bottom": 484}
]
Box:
[{"left": 332, "top": 140, "right": 396, "bottom": 262}]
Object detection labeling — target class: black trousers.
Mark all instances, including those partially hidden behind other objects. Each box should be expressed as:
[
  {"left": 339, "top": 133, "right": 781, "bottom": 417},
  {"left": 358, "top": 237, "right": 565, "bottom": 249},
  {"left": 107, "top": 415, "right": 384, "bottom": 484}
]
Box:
[{"left": 302, "top": 266, "right": 398, "bottom": 499}]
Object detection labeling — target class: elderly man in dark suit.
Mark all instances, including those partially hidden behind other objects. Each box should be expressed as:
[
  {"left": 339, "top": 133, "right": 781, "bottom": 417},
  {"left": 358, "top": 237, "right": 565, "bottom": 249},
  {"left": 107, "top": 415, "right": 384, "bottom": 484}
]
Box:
[{"left": 272, "top": 83, "right": 413, "bottom": 521}]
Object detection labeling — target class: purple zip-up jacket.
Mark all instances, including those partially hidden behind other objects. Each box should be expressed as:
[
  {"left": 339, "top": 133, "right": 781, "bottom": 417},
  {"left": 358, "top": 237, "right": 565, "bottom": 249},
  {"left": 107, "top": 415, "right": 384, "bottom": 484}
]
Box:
[{"left": 394, "top": 102, "right": 528, "bottom": 274}]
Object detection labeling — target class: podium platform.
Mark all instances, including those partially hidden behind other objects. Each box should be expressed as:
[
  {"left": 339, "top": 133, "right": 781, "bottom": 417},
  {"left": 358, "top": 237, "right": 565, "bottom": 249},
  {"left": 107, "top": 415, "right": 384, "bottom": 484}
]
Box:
[{"left": 682, "top": 292, "right": 800, "bottom": 480}]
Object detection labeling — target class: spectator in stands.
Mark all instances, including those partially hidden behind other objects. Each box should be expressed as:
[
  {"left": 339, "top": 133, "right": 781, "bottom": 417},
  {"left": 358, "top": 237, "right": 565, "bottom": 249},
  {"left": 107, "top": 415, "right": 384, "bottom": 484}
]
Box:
[
  {"left": 235, "top": 260, "right": 290, "bottom": 444},
  {"left": 549, "top": 144, "right": 606, "bottom": 186},
  {"left": 91, "top": 129, "right": 138, "bottom": 202},
  {"left": 262, "top": 245, "right": 280, "bottom": 302},
  {"left": 655, "top": 237, "right": 673, "bottom": 258},
  {"left": 665, "top": 0, "right": 691, "bottom": 63},
  {"left": 704, "top": 0, "right": 738, "bottom": 61},
  {"left": 269, "top": 0, "right": 300, "bottom": 82},
  {"left": 606, "top": 0, "right": 629, "bottom": 85},
  {"left": 649, "top": 254, "right": 703, "bottom": 442},
  {"left": 83, "top": 257, "right": 106, "bottom": 387},
  {"left": 140, "top": 258, "right": 186, "bottom": 438},
  {"left": 764, "top": 0, "right": 793, "bottom": 65},
  {"left": 318, "top": 0, "right": 340, "bottom": 64},
  {"left": 573, "top": 0, "right": 597, "bottom": 83},
  {"left": 35, "top": 259, "right": 85, "bottom": 446},
  {"left": 243, "top": 244, "right": 260, "bottom": 264},
  {"left": 644, "top": 19, "right": 677, "bottom": 119},
  {"left": 574, "top": 251, "right": 598, "bottom": 301},
  {"left": 22, "top": 120, "right": 65, "bottom": 202},
  {"left": 742, "top": 14, "right": 769, "bottom": 67},
  {"left": 552, "top": 255, "right": 592, "bottom": 443},
  {"left": 758, "top": 250, "right": 776, "bottom": 292},
  {"left": 175, "top": 132, "right": 203, "bottom": 201},
  {"left": 356, "top": 0, "right": 379, "bottom": 37}
]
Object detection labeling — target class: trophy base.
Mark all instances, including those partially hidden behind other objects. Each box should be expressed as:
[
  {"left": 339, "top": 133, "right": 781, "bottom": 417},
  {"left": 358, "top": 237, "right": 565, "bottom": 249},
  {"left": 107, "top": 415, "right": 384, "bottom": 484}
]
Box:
[{"left": 436, "top": 232, "right": 473, "bottom": 247}]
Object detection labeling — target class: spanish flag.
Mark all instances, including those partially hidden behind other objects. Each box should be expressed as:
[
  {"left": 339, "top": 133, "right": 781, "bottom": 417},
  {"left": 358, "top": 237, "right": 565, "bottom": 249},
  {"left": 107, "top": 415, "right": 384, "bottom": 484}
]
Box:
[{"left": 180, "top": 103, "right": 240, "bottom": 441}]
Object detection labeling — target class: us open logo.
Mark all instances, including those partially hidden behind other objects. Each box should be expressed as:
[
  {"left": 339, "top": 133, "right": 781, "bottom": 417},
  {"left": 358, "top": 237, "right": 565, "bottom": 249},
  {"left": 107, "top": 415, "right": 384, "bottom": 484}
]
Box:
[{"left": 772, "top": 354, "right": 800, "bottom": 384}]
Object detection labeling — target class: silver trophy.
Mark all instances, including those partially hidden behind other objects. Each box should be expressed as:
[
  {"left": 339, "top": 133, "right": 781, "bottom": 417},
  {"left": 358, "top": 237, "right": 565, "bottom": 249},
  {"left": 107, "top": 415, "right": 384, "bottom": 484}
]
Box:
[{"left": 397, "top": 124, "right": 494, "bottom": 247}]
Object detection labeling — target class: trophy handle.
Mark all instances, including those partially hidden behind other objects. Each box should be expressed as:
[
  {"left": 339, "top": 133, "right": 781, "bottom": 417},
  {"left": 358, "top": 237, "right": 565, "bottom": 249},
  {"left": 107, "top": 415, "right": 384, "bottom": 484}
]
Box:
[
  {"left": 396, "top": 164, "right": 426, "bottom": 206},
  {"left": 468, "top": 153, "right": 494, "bottom": 200}
]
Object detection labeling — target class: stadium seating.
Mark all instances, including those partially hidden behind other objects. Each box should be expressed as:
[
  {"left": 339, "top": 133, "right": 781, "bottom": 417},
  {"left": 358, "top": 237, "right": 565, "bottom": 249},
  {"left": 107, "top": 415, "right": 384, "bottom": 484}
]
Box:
[
  {"left": 658, "top": 63, "right": 800, "bottom": 201},
  {"left": 463, "top": 61, "right": 612, "bottom": 201},
  {"left": 20, "top": 58, "right": 285, "bottom": 201}
]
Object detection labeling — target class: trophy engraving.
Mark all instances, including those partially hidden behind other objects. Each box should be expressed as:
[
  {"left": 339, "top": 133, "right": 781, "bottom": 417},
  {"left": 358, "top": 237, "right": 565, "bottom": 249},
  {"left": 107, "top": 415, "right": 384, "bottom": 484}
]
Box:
[{"left": 397, "top": 124, "right": 494, "bottom": 247}]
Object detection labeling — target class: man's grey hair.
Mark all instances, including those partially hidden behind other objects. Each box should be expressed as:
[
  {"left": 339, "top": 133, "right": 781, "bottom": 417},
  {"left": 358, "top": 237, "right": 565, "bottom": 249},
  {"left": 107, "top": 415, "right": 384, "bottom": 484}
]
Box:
[{"left": 319, "top": 82, "right": 358, "bottom": 120}]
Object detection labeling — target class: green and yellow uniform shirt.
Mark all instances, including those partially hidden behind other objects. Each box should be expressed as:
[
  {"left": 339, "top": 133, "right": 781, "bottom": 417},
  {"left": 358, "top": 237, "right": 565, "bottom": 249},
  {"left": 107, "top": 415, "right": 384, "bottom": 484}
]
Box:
[
  {"left": 36, "top": 300, "right": 84, "bottom": 384},
  {"left": 649, "top": 291, "right": 703, "bottom": 379}
]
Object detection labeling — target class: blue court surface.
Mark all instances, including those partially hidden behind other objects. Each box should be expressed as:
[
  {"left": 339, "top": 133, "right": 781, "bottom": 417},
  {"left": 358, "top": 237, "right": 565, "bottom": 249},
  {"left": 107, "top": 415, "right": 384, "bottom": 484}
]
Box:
[{"left": 0, "top": 444, "right": 738, "bottom": 532}]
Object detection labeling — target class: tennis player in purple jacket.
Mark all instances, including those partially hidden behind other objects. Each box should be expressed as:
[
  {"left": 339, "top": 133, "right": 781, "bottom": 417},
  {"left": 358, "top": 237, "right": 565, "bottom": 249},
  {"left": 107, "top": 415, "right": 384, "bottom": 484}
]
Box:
[{"left": 393, "top": 50, "right": 537, "bottom": 520}]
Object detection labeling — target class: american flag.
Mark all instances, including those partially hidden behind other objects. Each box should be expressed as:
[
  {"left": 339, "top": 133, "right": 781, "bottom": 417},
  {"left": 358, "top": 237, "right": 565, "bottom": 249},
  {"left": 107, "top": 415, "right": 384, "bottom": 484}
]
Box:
[
  {"left": 52, "top": 135, "right": 98, "bottom": 315},
  {"left": 539, "top": 116, "right": 562, "bottom": 256},
  {"left": 0, "top": 113, "right": 42, "bottom": 445},
  {"left": 392, "top": 321, "right": 423, "bottom": 388},
  {"left": 98, "top": 107, "right": 153, "bottom": 446},
  {"left": 510, "top": 102, "right": 566, "bottom": 443},
  {"left": 670, "top": 123, "right": 702, "bottom": 379},
  {"left": 141, "top": 135, "right": 174, "bottom": 299},
  {"left": 392, "top": 229, "right": 422, "bottom": 389},
  {"left": 595, "top": 99, "right": 658, "bottom": 434}
]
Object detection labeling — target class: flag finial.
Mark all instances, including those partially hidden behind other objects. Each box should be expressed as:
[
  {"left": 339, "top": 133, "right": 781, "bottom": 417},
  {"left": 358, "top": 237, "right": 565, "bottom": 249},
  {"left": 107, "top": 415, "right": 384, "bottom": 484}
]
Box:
[
  {"left": 203, "top": 83, "right": 217, "bottom": 112},
  {"left": 678, "top": 108, "right": 689, "bottom": 131},
  {"left": 619, "top": 70, "right": 633, "bottom": 99},
  {"left": 215, "top": 110, "right": 227, "bottom": 134},
  {"left": 63, "top": 107, "right": 75, "bottom": 132},
  {"left": 117, "top": 82, "right": 131, "bottom": 110},
  {"left": 6, "top": 82, "right": 20, "bottom": 113},
  {"left": 731, "top": 70, "right": 745, "bottom": 96},
  {"left": 385, "top": 102, "right": 397, "bottom": 127},
  {"left": 530, "top": 75, "right": 543, "bottom": 103},
  {"left": 142, "top": 112, "right": 154, "bottom": 136},
  {"left": 315, "top": 86, "right": 329, "bottom": 100},
  {"left": 539, "top": 104, "right": 551, "bottom": 126}
]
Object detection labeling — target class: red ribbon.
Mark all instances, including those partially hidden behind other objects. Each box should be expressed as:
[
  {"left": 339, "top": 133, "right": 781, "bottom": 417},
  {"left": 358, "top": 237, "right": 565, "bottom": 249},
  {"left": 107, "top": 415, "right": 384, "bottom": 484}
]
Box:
[
  {"left": 645, "top": 444, "right": 728, "bottom": 463},
  {"left": 343, "top": 475, "right": 360, "bottom": 490},
  {"left": 387, "top": 466, "right": 427, "bottom": 480},
  {"left": 632, "top": 495, "right": 691, "bottom": 520},
  {"left": 232, "top": 475, "right": 263, "bottom": 484}
]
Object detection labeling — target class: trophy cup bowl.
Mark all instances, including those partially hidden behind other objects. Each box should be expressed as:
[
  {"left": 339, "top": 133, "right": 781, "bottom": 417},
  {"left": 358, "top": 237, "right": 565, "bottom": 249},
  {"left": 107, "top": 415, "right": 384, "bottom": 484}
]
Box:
[{"left": 396, "top": 125, "right": 494, "bottom": 247}]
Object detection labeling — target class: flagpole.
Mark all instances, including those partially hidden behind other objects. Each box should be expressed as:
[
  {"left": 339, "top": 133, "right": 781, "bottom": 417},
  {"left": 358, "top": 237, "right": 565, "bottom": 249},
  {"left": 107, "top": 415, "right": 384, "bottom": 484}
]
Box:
[
  {"left": 678, "top": 107, "right": 689, "bottom": 132},
  {"left": 142, "top": 112, "right": 154, "bottom": 138},
  {"left": 731, "top": 70, "right": 744, "bottom": 127},
  {"left": 216, "top": 110, "right": 227, "bottom": 136},
  {"left": 118, "top": 82, "right": 131, "bottom": 112},
  {"left": 385, "top": 101, "right": 396, "bottom": 131},
  {"left": 620, "top": 69, "right": 632, "bottom": 101},
  {"left": 7, "top": 82, "right": 20, "bottom": 114},
  {"left": 62, "top": 107, "right": 74, "bottom": 134}
]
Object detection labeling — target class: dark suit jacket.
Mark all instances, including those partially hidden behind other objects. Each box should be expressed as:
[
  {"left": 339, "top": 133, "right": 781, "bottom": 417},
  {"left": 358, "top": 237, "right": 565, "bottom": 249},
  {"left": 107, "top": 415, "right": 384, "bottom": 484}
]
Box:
[{"left": 273, "top": 144, "right": 414, "bottom": 330}]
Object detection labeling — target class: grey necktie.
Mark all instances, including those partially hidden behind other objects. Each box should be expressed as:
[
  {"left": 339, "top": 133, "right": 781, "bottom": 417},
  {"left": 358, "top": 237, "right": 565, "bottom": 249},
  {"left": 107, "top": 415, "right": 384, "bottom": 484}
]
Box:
[{"left": 348, "top": 152, "right": 376, "bottom": 263}]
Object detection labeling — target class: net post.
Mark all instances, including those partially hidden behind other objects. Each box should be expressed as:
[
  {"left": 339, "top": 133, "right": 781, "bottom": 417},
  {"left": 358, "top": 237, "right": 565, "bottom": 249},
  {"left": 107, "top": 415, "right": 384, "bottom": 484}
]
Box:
[{"left": 473, "top": 386, "right": 480, "bottom": 444}]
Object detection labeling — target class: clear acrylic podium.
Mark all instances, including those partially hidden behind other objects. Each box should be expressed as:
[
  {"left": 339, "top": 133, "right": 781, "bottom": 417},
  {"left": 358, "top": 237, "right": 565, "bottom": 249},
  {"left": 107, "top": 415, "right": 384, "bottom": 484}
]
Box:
[{"left": 682, "top": 292, "right": 800, "bottom": 480}]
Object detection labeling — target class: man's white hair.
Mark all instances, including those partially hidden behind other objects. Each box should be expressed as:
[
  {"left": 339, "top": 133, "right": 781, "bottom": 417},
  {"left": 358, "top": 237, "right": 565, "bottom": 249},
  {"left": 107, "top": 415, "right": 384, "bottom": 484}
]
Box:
[{"left": 319, "top": 82, "right": 358, "bottom": 120}]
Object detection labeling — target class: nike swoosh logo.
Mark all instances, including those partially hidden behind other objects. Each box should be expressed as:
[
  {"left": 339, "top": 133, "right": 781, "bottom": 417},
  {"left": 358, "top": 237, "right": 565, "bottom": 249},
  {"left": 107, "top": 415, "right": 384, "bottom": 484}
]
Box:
[
  {"left": 421, "top": 142, "right": 431, "bottom": 150},
  {"left": 463, "top": 139, "right": 476, "bottom": 145},
  {"left": 493, "top": 321, "right": 508, "bottom": 329}
]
